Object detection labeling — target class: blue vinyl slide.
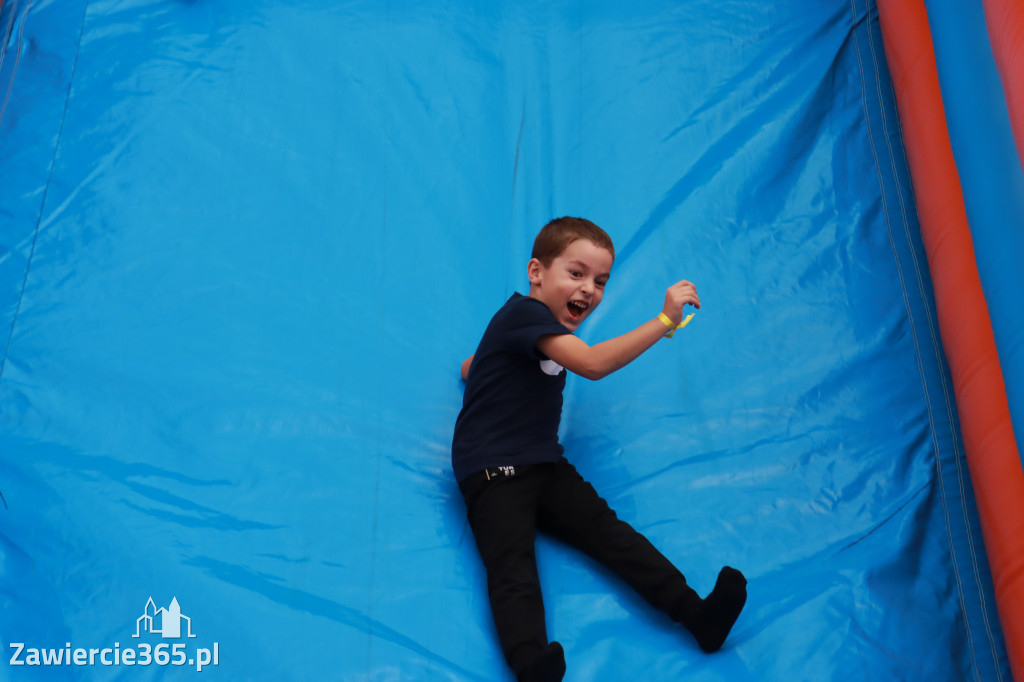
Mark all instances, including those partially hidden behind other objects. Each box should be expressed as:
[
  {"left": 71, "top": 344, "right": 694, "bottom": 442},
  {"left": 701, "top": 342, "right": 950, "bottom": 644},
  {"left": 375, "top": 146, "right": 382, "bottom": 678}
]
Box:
[{"left": 0, "top": 0, "right": 1011, "bottom": 679}]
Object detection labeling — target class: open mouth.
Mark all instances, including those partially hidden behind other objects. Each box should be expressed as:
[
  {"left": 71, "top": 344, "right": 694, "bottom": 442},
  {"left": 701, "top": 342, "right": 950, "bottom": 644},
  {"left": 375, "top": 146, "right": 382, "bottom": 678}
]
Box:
[{"left": 566, "top": 300, "right": 590, "bottom": 321}]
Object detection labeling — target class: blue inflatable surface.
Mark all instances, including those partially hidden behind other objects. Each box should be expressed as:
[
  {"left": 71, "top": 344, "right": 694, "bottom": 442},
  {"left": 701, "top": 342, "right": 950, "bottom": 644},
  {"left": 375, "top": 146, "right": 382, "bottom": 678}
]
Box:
[{"left": 0, "top": 0, "right": 1010, "bottom": 679}]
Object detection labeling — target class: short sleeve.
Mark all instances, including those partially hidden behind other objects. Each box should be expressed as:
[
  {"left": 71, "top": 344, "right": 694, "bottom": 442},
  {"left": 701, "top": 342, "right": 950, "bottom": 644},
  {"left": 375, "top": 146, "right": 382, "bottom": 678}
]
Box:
[{"left": 500, "top": 296, "right": 572, "bottom": 358}]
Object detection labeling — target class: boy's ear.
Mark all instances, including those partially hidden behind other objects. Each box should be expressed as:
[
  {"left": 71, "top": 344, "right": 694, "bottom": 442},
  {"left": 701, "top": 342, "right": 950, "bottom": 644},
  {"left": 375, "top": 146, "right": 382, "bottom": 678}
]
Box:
[{"left": 527, "top": 258, "right": 544, "bottom": 286}]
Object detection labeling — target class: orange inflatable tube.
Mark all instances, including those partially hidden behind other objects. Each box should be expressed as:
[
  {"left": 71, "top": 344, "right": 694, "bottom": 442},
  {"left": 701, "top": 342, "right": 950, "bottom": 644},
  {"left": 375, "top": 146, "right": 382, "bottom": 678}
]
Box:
[{"left": 876, "top": 1, "right": 1024, "bottom": 680}]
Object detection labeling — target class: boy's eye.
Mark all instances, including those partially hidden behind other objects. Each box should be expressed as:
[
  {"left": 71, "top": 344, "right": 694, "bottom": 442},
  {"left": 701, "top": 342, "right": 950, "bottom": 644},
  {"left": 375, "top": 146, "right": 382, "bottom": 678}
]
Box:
[
  {"left": 569, "top": 270, "right": 581, "bottom": 278},
  {"left": 596, "top": 280, "right": 607, "bottom": 288}
]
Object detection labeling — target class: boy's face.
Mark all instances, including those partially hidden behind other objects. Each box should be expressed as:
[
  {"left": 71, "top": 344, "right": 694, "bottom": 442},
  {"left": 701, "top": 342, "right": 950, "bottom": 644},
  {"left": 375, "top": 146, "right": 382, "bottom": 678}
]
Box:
[{"left": 528, "top": 239, "right": 614, "bottom": 332}]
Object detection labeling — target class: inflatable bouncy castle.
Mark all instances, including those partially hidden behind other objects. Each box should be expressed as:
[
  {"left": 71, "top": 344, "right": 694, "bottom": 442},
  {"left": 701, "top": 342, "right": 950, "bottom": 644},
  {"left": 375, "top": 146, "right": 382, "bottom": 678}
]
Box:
[
  {"left": 2, "top": 0, "right": 1021, "bottom": 679},
  {"left": 876, "top": 0, "right": 1024, "bottom": 678}
]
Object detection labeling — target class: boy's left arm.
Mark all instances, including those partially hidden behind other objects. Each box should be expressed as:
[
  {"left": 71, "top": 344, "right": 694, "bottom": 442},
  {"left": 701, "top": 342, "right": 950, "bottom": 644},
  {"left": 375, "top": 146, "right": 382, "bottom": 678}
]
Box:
[
  {"left": 537, "top": 279, "right": 699, "bottom": 381},
  {"left": 460, "top": 355, "right": 474, "bottom": 380},
  {"left": 537, "top": 322, "right": 666, "bottom": 380}
]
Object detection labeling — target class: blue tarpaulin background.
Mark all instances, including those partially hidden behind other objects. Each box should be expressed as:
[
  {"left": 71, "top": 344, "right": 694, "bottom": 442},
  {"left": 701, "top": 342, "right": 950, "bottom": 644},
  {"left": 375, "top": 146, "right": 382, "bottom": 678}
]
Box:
[{"left": 0, "top": 0, "right": 1011, "bottom": 679}]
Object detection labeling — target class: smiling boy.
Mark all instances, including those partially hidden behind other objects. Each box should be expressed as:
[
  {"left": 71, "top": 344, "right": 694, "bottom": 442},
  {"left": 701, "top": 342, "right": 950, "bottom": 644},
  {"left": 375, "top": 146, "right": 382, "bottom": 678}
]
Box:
[{"left": 453, "top": 217, "right": 746, "bottom": 682}]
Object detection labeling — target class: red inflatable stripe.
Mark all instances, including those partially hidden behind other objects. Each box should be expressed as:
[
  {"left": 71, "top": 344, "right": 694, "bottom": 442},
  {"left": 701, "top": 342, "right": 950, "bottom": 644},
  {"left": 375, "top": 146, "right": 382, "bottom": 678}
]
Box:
[
  {"left": 876, "top": 1, "right": 1024, "bottom": 679},
  {"left": 981, "top": 0, "right": 1024, "bottom": 170}
]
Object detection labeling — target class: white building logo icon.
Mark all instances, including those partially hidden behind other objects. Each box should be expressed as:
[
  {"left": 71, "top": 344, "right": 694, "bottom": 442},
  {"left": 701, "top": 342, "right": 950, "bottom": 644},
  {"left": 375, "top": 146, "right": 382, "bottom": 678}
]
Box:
[{"left": 133, "top": 597, "right": 197, "bottom": 639}]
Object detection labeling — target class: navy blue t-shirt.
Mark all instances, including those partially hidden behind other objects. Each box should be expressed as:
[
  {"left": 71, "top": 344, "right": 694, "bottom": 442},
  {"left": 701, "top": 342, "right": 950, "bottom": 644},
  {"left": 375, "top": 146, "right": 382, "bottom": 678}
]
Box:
[{"left": 451, "top": 293, "right": 573, "bottom": 482}]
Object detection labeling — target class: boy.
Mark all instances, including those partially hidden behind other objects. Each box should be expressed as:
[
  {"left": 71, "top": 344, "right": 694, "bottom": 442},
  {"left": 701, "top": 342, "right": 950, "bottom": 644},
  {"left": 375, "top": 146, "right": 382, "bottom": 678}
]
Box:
[{"left": 453, "top": 217, "right": 746, "bottom": 682}]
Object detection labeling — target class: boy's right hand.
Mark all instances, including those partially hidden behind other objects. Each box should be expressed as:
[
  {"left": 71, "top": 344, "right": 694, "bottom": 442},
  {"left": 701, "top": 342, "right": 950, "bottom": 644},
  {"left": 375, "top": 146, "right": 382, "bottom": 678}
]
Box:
[
  {"left": 663, "top": 280, "right": 700, "bottom": 325},
  {"left": 461, "top": 354, "right": 475, "bottom": 381}
]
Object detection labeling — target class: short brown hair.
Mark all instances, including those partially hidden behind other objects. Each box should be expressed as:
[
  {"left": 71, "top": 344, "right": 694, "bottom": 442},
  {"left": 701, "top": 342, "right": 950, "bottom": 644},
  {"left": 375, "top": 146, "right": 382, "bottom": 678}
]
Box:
[{"left": 531, "top": 217, "right": 615, "bottom": 266}]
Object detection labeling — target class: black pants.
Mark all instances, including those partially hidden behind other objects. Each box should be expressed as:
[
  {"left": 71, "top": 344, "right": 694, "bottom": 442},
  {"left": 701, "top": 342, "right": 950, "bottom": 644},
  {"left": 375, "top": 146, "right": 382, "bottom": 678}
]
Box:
[{"left": 459, "top": 457, "right": 695, "bottom": 674}]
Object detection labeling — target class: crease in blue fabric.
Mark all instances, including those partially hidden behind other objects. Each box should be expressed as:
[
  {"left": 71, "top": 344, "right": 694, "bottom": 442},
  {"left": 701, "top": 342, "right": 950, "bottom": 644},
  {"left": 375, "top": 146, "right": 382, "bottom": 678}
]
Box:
[
  {"left": 0, "top": 0, "right": 89, "bottom": 393},
  {"left": 186, "top": 555, "right": 490, "bottom": 681}
]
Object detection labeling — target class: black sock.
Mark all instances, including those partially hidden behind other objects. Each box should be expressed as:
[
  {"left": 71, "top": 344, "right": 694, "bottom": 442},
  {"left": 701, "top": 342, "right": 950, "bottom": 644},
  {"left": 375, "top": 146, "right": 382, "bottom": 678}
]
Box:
[
  {"left": 517, "top": 642, "right": 566, "bottom": 682},
  {"left": 678, "top": 566, "right": 747, "bottom": 653}
]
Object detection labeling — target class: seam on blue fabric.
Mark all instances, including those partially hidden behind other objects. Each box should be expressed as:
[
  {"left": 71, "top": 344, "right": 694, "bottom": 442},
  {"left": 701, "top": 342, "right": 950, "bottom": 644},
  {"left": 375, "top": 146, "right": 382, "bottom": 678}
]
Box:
[
  {"left": 0, "top": 1, "right": 89, "bottom": 390},
  {"left": 0, "top": 0, "right": 24, "bottom": 76},
  {"left": 0, "top": 0, "right": 33, "bottom": 132},
  {"left": 851, "top": 2, "right": 986, "bottom": 679},
  {"left": 0, "top": 0, "right": 34, "bottom": 512},
  {"left": 850, "top": 1, "right": 993, "bottom": 680},
  {"left": 843, "top": 6, "right": 978, "bottom": 659},
  {"left": 861, "top": 1, "right": 1005, "bottom": 677}
]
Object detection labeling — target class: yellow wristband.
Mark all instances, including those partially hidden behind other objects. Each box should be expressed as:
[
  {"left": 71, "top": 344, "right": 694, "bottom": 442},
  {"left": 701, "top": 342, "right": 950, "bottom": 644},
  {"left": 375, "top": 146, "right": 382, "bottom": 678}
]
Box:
[{"left": 658, "top": 312, "right": 695, "bottom": 338}]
